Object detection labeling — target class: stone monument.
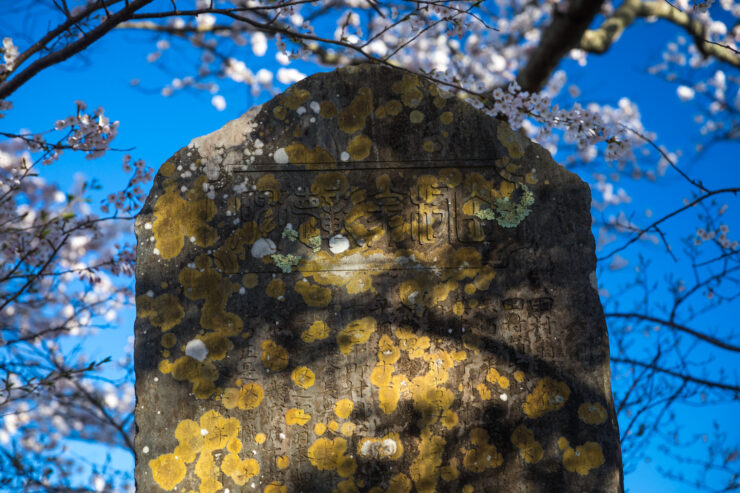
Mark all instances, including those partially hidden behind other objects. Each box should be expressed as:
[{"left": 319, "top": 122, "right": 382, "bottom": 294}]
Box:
[{"left": 134, "top": 64, "right": 623, "bottom": 492}]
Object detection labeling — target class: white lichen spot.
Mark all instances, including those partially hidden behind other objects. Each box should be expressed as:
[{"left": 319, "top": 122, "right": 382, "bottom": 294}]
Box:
[
  {"left": 329, "top": 234, "right": 350, "bottom": 254},
  {"left": 239, "top": 287, "right": 246, "bottom": 295},
  {"left": 153, "top": 248, "right": 160, "bottom": 256},
  {"left": 589, "top": 271, "right": 598, "bottom": 290},
  {"left": 274, "top": 148, "right": 289, "bottom": 164},
  {"left": 340, "top": 151, "right": 350, "bottom": 162},
  {"left": 380, "top": 439, "right": 397, "bottom": 456},
  {"left": 296, "top": 106, "right": 306, "bottom": 115},
  {"left": 251, "top": 238, "right": 277, "bottom": 258},
  {"left": 279, "top": 433, "right": 286, "bottom": 440},
  {"left": 201, "top": 428, "right": 208, "bottom": 436},
  {"left": 144, "top": 222, "right": 152, "bottom": 230},
  {"left": 143, "top": 446, "right": 150, "bottom": 454},
  {"left": 204, "top": 160, "right": 220, "bottom": 181},
  {"left": 500, "top": 393, "right": 508, "bottom": 401},
  {"left": 146, "top": 290, "right": 154, "bottom": 298},
  {"left": 185, "top": 339, "right": 209, "bottom": 362},
  {"left": 310, "top": 101, "right": 320, "bottom": 113}
]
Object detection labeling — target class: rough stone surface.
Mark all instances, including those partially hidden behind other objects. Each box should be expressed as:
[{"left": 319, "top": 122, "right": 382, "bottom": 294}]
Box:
[{"left": 134, "top": 64, "right": 623, "bottom": 493}]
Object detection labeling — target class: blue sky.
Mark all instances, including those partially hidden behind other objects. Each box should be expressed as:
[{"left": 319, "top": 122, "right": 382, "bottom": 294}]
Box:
[{"left": 2, "top": 4, "right": 739, "bottom": 492}]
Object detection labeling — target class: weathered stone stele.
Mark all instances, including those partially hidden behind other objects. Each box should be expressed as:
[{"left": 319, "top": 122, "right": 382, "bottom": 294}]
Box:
[{"left": 134, "top": 64, "right": 623, "bottom": 493}]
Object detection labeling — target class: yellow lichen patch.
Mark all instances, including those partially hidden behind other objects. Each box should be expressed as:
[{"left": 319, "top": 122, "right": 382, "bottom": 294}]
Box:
[
  {"left": 452, "top": 302, "right": 465, "bottom": 317},
  {"left": 476, "top": 383, "right": 491, "bottom": 400},
  {"left": 319, "top": 100, "right": 338, "bottom": 118},
  {"left": 137, "top": 294, "right": 184, "bottom": 333},
  {"left": 299, "top": 249, "right": 386, "bottom": 295},
  {"left": 256, "top": 174, "right": 281, "bottom": 202},
  {"left": 221, "top": 382, "right": 264, "bottom": 410},
  {"left": 295, "top": 280, "right": 332, "bottom": 307},
  {"left": 377, "top": 374, "right": 406, "bottom": 414},
  {"left": 266, "top": 278, "right": 285, "bottom": 299},
  {"left": 200, "top": 409, "right": 241, "bottom": 451},
  {"left": 279, "top": 87, "right": 310, "bottom": 110},
  {"left": 213, "top": 220, "right": 260, "bottom": 274},
  {"left": 406, "top": 350, "right": 463, "bottom": 426},
  {"left": 378, "top": 473, "right": 413, "bottom": 493},
  {"left": 391, "top": 74, "right": 423, "bottom": 108},
  {"left": 523, "top": 377, "right": 571, "bottom": 418},
  {"left": 338, "top": 87, "right": 373, "bottom": 133},
  {"left": 514, "top": 370, "right": 525, "bottom": 383},
  {"left": 334, "top": 399, "right": 354, "bottom": 419},
  {"left": 336, "top": 479, "right": 360, "bottom": 493},
  {"left": 273, "top": 105, "right": 287, "bottom": 120},
  {"left": 462, "top": 428, "right": 503, "bottom": 473},
  {"left": 472, "top": 264, "right": 496, "bottom": 291},
  {"left": 443, "top": 246, "right": 483, "bottom": 281},
  {"left": 314, "top": 423, "right": 327, "bottom": 435},
  {"left": 375, "top": 99, "right": 403, "bottom": 118},
  {"left": 497, "top": 123, "right": 526, "bottom": 158},
  {"left": 285, "top": 408, "right": 311, "bottom": 426},
  {"left": 328, "top": 420, "right": 339, "bottom": 432},
  {"left": 149, "top": 453, "right": 186, "bottom": 491},
  {"left": 377, "top": 335, "right": 401, "bottom": 364},
  {"left": 462, "top": 485, "right": 474, "bottom": 493},
  {"left": 265, "top": 482, "right": 288, "bottom": 493},
  {"left": 311, "top": 171, "right": 349, "bottom": 205},
  {"left": 409, "top": 429, "right": 445, "bottom": 493},
  {"left": 195, "top": 450, "right": 221, "bottom": 493},
  {"left": 307, "top": 437, "right": 356, "bottom": 477},
  {"left": 152, "top": 183, "right": 218, "bottom": 259},
  {"left": 440, "top": 112, "right": 453, "bottom": 125},
  {"left": 261, "top": 340, "right": 289, "bottom": 372},
  {"left": 255, "top": 433, "right": 266, "bottom": 444},
  {"left": 173, "top": 419, "right": 204, "bottom": 463},
  {"left": 170, "top": 356, "right": 219, "bottom": 399},
  {"left": 198, "top": 332, "right": 232, "bottom": 361},
  {"left": 340, "top": 422, "right": 356, "bottom": 436},
  {"left": 409, "top": 110, "right": 425, "bottom": 123},
  {"left": 423, "top": 140, "right": 435, "bottom": 153},
  {"left": 160, "top": 160, "right": 175, "bottom": 177},
  {"left": 399, "top": 277, "right": 458, "bottom": 311},
  {"left": 302, "top": 320, "right": 330, "bottom": 343},
  {"left": 358, "top": 432, "right": 404, "bottom": 461},
  {"left": 440, "top": 168, "right": 462, "bottom": 188},
  {"left": 242, "top": 273, "right": 259, "bottom": 288},
  {"left": 220, "top": 453, "right": 259, "bottom": 486},
  {"left": 441, "top": 410, "right": 459, "bottom": 430},
  {"left": 291, "top": 366, "right": 316, "bottom": 389},
  {"left": 347, "top": 134, "right": 372, "bottom": 160},
  {"left": 161, "top": 332, "right": 177, "bottom": 348},
  {"left": 560, "top": 439, "right": 605, "bottom": 475},
  {"left": 511, "top": 425, "right": 544, "bottom": 464},
  {"left": 440, "top": 459, "right": 459, "bottom": 481},
  {"left": 158, "top": 359, "right": 172, "bottom": 373},
  {"left": 227, "top": 437, "right": 242, "bottom": 454},
  {"left": 179, "top": 267, "right": 242, "bottom": 335},
  {"left": 485, "top": 368, "right": 510, "bottom": 389},
  {"left": 285, "top": 142, "right": 336, "bottom": 169},
  {"left": 578, "top": 402, "right": 608, "bottom": 425},
  {"left": 276, "top": 455, "right": 290, "bottom": 469},
  {"left": 395, "top": 326, "right": 430, "bottom": 358},
  {"left": 337, "top": 317, "right": 376, "bottom": 354}
]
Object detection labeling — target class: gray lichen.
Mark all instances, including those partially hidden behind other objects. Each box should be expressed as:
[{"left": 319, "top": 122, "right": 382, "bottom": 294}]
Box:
[
  {"left": 270, "top": 253, "right": 302, "bottom": 273},
  {"left": 282, "top": 225, "right": 299, "bottom": 242},
  {"left": 308, "top": 235, "right": 322, "bottom": 252},
  {"left": 474, "top": 185, "right": 535, "bottom": 228},
  {"left": 494, "top": 184, "right": 535, "bottom": 228}
]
